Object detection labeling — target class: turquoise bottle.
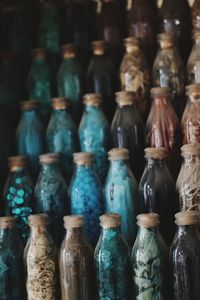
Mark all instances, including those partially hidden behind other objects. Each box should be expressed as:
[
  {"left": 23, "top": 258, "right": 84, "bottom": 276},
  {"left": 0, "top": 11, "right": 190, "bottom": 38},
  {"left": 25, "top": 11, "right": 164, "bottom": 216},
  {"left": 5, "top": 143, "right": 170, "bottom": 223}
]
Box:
[
  {"left": 79, "top": 93, "right": 111, "bottom": 182},
  {"left": 57, "top": 44, "right": 84, "bottom": 124},
  {"left": 132, "top": 213, "right": 169, "bottom": 299},
  {"left": 69, "top": 152, "right": 104, "bottom": 246},
  {"left": 104, "top": 148, "right": 139, "bottom": 245},
  {"left": 46, "top": 97, "right": 79, "bottom": 183},
  {"left": 3, "top": 156, "right": 33, "bottom": 244},
  {"left": 95, "top": 214, "right": 133, "bottom": 300}
]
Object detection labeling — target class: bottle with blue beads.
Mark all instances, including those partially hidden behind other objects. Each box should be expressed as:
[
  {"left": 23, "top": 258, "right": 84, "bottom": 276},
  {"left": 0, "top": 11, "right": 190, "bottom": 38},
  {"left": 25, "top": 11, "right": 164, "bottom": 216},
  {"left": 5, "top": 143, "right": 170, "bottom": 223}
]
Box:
[
  {"left": 69, "top": 152, "right": 104, "bottom": 246},
  {"left": 79, "top": 93, "right": 111, "bottom": 182}
]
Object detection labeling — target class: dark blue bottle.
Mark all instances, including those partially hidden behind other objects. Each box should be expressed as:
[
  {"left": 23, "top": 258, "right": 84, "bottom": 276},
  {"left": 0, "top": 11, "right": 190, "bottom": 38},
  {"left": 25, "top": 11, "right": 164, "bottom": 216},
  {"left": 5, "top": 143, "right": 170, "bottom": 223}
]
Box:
[
  {"left": 3, "top": 156, "right": 33, "bottom": 244},
  {"left": 69, "top": 152, "right": 104, "bottom": 246},
  {"left": 79, "top": 93, "right": 111, "bottom": 182}
]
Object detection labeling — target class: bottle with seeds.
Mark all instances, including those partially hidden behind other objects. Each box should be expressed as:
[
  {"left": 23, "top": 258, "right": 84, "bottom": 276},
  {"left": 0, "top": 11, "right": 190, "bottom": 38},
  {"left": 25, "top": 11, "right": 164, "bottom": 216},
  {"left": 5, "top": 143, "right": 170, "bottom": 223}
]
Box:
[{"left": 187, "top": 31, "right": 200, "bottom": 84}]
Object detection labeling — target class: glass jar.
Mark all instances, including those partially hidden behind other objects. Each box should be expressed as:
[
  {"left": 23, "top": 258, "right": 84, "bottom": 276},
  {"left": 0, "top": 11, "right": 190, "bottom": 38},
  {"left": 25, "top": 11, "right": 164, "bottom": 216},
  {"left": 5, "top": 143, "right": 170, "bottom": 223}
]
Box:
[
  {"left": 3, "top": 156, "right": 33, "bottom": 244},
  {"left": 25, "top": 214, "right": 58, "bottom": 300},
  {"left": 46, "top": 97, "right": 80, "bottom": 183},
  {"left": 59, "top": 215, "right": 95, "bottom": 300},
  {"left": 111, "top": 91, "right": 145, "bottom": 182},
  {"left": 192, "top": 0, "right": 200, "bottom": 30},
  {"left": 170, "top": 211, "right": 200, "bottom": 300},
  {"left": 16, "top": 100, "right": 46, "bottom": 181},
  {"left": 104, "top": 148, "right": 139, "bottom": 245},
  {"left": 139, "top": 148, "right": 177, "bottom": 245},
  {"left": 69, "top": 152, "right": 103, "bottom": 246},
  {"left": 57, "top": 44, "right": 84, "bottom": 124},
  {"left": 152, "top": 33, "right": 186, "bottom": 118},
  {"left": 187, "top": 31, "right": 200, "bottom": 84},
  {"left": 120, "top": 37, "right": 150, "bottom": 120},
  {"left": 176, "top": 143, "right": 200, "bottom": 211},
  {"left": 95, "top": 214, "right": 133, "bottom": 300},
  {"left": 79, "top": 93, "right": 111, "bottom": 182}
]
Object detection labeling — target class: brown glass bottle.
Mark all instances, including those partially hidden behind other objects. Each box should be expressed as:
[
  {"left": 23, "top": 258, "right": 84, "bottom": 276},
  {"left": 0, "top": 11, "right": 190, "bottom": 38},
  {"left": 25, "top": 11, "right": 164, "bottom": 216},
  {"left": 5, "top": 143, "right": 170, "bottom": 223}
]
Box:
[{"left": 187, "top": 31, "right": 200, "bottom": 84}]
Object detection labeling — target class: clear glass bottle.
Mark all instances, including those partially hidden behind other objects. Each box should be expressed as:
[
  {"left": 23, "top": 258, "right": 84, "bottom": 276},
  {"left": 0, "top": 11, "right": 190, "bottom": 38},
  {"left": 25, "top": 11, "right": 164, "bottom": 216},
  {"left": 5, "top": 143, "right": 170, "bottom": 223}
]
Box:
[
  {"left": 79, "top": 93, "right": 111, "bottom": 182},
  {"left": 59, "top": 215, "right": 95, "bottom": 300},
  {"left": 104, "top": 148, "right": 139, "bottom": 245},
  {"left": 95, "top": 214, "right": 133, "bottom": 300},
  {"left": 46, "top": 97, "right": 80, "bottom": 182},
  {"left": 187, "top": 31, "right": 200, "bottom": 84}
]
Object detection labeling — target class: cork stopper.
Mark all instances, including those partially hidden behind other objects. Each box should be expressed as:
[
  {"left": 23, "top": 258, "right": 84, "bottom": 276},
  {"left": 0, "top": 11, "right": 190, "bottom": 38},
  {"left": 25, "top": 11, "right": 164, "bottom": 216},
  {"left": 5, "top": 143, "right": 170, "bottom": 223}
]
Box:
[
  {"left": 108, "top": 148, "right": 129, "bottom": 161},
  {"left": 157, "top": 33, "right": 174, "bottom": 49},
  {"left": 181, "top": 143, "right": 200, "bottom": 157},
  {"left": 73, "top": 152, "right": 93, "bottom": 165},
  {"left": 20, "top": 100, "right": 39, "bottom": 111},
  {"left": 83, "top": 93, "right": 102, "bottom": 106},
  {"left": 52, "top": 97, "right": 69, "bottom": 110},
  {"left": 39, "top": 153, "right": 59, "bottom": 165},
  {"left": 193, "top": 30, "right": 200, "bottom": 42},
  {"left": 137, "top": 213, "right": 160, "bottom": 228},
  {"left": 186, "top": 84, "right": 200, "bottom": 99},
  {"left": 175, "top": 211, "right": 199, "bottom": 226},
  {"left": 150, "top": 87, "right": 171, "bottom": 98},
  {"left": 0, "top": 216, "right": 17, "bottom": 229},
  {"left": 100, "top": 214, "right": 121, "bottom": 229},
  {"left": 8, "top": 156, "right": 27, "bottom": 171},
  {"left": 64, "top": 215, "right": 84, "bottom": 229},
  {"left": 124, "top": 37, "right": 140, "bottom": 53},
  {"left": 28, "top": 214, "right": 49, "bottom": 227},
  {"left": 32, "top": 48, "right": 46, "bottom": 60},
  {"left": 145, "top": 147, "right": 168, "bottom": 160},
  {"left": 92, "top": 40, "right": 106, "bottom": 55},
  {"left": 115, "top": 91, "right": 134, "bottom": 106},
  {"left": 62, "top": 43, "right": 77, "bottom": 59}
]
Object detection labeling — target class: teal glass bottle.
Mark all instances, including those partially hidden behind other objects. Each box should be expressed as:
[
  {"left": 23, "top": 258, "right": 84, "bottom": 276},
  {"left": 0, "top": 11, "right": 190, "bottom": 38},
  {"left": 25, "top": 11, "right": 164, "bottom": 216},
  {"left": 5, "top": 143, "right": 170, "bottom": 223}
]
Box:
[
  {"left": 16, "top": 100, "right": 46, "bottom": 181},
  {"left": 95, "top": 214, "right": 133, "bottom": 300},
  {"left": 46, "top": 97, "right": 79, "bottom": 183},
  {"left": 69, "top": 152, "right": 104, "bottom": 246},
  {"left": 0, "top": 216, "right": 24, "bottom": 300},
  {"left": 104, "top": 148, "right": 139, "bottom": 245},
  {"left": 57, "top": 44, "right": 84, "bottom": 124},
  {"left": 132, "top": 213, "right": 169, "bottom": 300},
  {"left": 34, "top": 154, "right": 68, "bottom": 246},
  {"left": 79, "top": 93, "right": 111, "bottom": 182},
  {"left": 3, "top": 156, "right": 33, "bottom": 245}
]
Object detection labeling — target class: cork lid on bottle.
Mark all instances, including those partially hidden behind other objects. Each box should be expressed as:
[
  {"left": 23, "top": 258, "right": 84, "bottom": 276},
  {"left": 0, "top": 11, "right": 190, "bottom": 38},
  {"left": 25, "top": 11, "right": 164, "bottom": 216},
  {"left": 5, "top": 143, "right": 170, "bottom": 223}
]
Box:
[
  {"left": 150, "top": 87, "right": 171, "bottom": 98},
  {"left": 0, "top": 216, "right": 17, "bottom": 229},
  {"left": 175, "top": 211, "right": 199, "bottom": 226},
  {"left": 124, "top": 37, "right": 140, "bottom": 53},
  {"left": 108, "top": 148, "right": 129, "bottom": 161},
  {"left": 61, "top": 43, "right": 77, "bottom": 59},
  {"left": 52, "top": 97, "right": 69, "bottom": 110},
  {"left": 39, "top": 153, "right": 59, "bottom": 165},
  {"left": 157, "top": 33, "right": 174, "bottom": 49},
  {"left": 115, "top": 91, "right": 135, "bottom": 106},
  {"left": 137, "top": 213, "right": 160, "bottom": 228},
  {"left": 185, "top": 84, "right": 200, "bottom": 98},
  {"left": 100, "top": 214, "right": 121, "bottom": 229},
  {"left": 181, "top": 143, "right": 200, "bottom": 157},
  {"left": 8, "top": 156, "right": 27, "bottom": 171},
  {"left": 32, "top": 48, "right": 46, "bottom": 60},
  {"left": 92, "top": 40, "right": 106, "bottom": 55},
  {"left": 73, "top": 152, "right": 93, "bottom": 166},
  {"left": 28, "top": 214, "right": 49, "bottom": 227},
  {"left": 83, "top": 93, "right": 102, "bottom": 106},
  {"left": 20, "top": 100, "right": 39, "bottom": 111},
  {"left": 64, "top": 215, "right": 84, "bottom": 229},
  {"left": 145, "top": 147, "right": 168, "bottom": 160}
]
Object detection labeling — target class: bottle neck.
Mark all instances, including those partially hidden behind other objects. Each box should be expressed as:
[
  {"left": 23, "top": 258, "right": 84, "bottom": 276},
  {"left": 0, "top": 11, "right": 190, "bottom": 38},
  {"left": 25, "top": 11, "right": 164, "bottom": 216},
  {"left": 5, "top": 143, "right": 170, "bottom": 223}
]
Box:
[
  {"left": 182, "top": 155, "right": 200, "bottom": 166},
  {"left": 85, "top": 105, "right": 103, "bottom": 114},
  {"left": 0, "top": 227, "right": 16, "bottom": 243},
  {"left": 41, "top": 163, "right": 60, "bottom": 173},
  {"left": 33, "top": 58, "right": 46, "bottom": 65},
  {"left": 101, "top": 227, "right": 121, "bottom": 240},
  {"left": 65, "top": 227, "right": 84, "bottom": 240},
  {"left": 109, "top": 159, "right": 128, "bottom": 172},
  {"left": 30, "top": 225, "right": 48, "bottom": 239},
  {"left": 146, "top": 157, "right": 166, "bottom": 169},
  {"left": 152, "top": 96, "right": 171, "bottom": 109},
  {"left": 176, "top": 224, "right": 198, "bottom": 239},
  {"left": 137, "top": 226, "right": 158, "bottom": 241},
  {"left": 22, "top": 109, "right": 38, "bottom": 119},
  {"left": 75, "top": 164, "right": 93, "bottom": 174}
]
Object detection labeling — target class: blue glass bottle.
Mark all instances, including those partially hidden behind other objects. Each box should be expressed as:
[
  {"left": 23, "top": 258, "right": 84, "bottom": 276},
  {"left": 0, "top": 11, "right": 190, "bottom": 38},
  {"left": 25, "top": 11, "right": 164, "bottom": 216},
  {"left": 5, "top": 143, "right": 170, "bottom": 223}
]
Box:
[
  {"left": 79, "top": 93, "right": 111, "bottom": 182},
  {"left": 3, "top": 156, "right": 33, "bottom": 244},
  {"left": 46, "top": 97, "right": 80, "bottom": 183},
  {"left": 95, "top": 214, "right": 133, "bottom": 300},
  {"left": 69, "top": 152, "right": 104, "bottom": 246},
  {"left": 16, "top": 100, "right": 46, "bottom": 181},
  {"left": 0, "top": 216, "right": 24, "bottom": 300},
  {"left": 34, "top": 154, "right": 68, "bottom": 246},
  {"left": 57, "top": 44, "right": 84, "bottom": 123},
  {"left": 104, "top": 148, "right": 139, "bottom": 245}
]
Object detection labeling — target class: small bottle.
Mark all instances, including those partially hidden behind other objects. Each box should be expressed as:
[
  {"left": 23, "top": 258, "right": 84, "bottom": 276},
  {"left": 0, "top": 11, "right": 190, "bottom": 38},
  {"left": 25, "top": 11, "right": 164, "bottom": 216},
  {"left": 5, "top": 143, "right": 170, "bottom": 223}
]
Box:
[
  {"left": 59, "top": 215, "right": 95, "bottom": 300},
  {"left": 187, "top": 31, "right": 200, "bottom": 84},
  {"left": 170, "top": 211, "right": 200, "bottom": 300},
  {"left": 95, "top": 214, "right": 133, "bottom": 300}
]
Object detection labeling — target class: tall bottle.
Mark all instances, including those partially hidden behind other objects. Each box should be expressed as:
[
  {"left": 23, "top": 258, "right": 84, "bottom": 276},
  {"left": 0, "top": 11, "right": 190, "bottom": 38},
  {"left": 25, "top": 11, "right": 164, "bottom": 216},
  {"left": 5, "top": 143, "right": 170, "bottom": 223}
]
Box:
[
  {"left": 111, "top": 91, "right": 145, "bottom": 181},
  {"left": 59, "top": 215, "right": 95, "bottom": 300},
  {"left": 187, "top": 31, "right": 200, "bottom": 84},
  {"left": 46, "top": 97, "right": 80, "bottom": 182},
  {"left": 95, "top": 214, "right": 133, "bottom": 300},
  {"left": 120, "top": 37, "right": 150, "bottom": 120},
  {"left": 79, "top": 93, "right": 111, "bottom": 182},
  {"left": 104, "top": 148, "right": 139, "bottom": 245},
  {"left": 170, "top": 211, "right": 200, "bottom": 300},
  {"left": 69, "top": 152, "right": 103, "bottom": 246},
  {"left": 192, "top": 0, "right": 200, "bottom": 30},
  {"left": 16, "top": 100, "right": 46, "bottom": 181},
  {"left": 139, "top": 148, "right": 177, "bottom": 245},
  {"left": 132, "top": 213, "right": 169, "bottom": 299}
]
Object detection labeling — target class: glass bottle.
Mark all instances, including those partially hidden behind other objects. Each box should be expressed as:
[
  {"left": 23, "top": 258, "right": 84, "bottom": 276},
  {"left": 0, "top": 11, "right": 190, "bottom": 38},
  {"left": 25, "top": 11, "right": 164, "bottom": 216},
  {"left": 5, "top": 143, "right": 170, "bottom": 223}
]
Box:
[
  {"left": 3, "top": 156, "right": 33, "bottom": 244},
  {"left": 25, "top": 214, "right": 58, "bottom": 299},
  {"left": 16, "top": 100, "right": 46, "bottom": 181},
  {"left": 27, "top": 48, "right": 52, "bottom": 123},
  {"left": 57, "top": 44, "right": 84, "bottom": 124},
  {"left": 120, "top": 37, "right": 150, "bottom": 120},
  {"left": 111, "top": 91, "right": 145, "bottom": 181},
  {"left": 132, "top": 213, "right": 169, "bottom": 299},
  {"left": 152, "top": 33, "right": 186, "bottom": 118},
  {"left": 139, "top": 148, "right": 177, "bottom": 245},
  {"left": 182, "top": 84, "right": 200, "bottom": 144},
  {"left": 104, "top": 148, "right": 139, "bottom": 245},
  {"left": 187, "top": 31, "right": 200, "bottom": 84},
  {"left": 59, "top": 215, "right": 95, "bottom": 300},
  {"left": 34, "top": 154, "right": 68, "bottom": 246},
  {"left": 192, "top": 0, "right": 200, "bottom": 30},
  {"left": 86, "top": 40, "right": 118, "bottom": 121},
  {"left": 69, "top": 152, "right": 103, "bottom": 246},
  {"left": 46, "top": 97, "right": 79, "bottom": 182},
  {"left": 170, "top": 211, "right": 200, "bottom": 300},
  {"left": 95, "top": 214, "right": 132, "bottom": 299},
  {"left": 176, "top": 143, "right": 200, "bottom": 212},
  {"left": 79, "top": 93, "right": 111, "bottom": 182},
  {"left": 0, "top": 216, "right": 24, "bottom": 300}
]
